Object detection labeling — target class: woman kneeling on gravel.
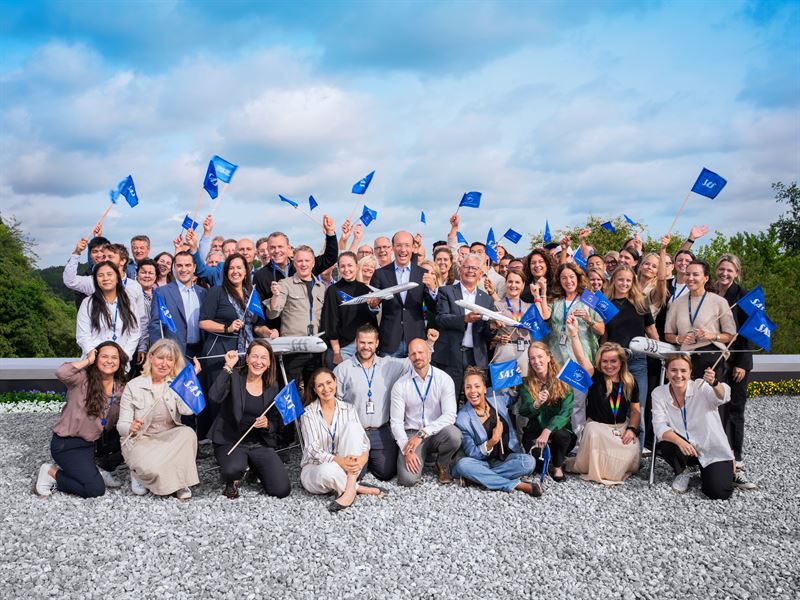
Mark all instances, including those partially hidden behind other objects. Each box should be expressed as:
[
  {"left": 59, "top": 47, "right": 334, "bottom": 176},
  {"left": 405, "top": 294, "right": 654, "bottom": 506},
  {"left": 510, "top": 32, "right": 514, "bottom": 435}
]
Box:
[
  {"left": 117, "top": 339, "right": 200, "bottom": 500},
  {"left": 651, "top": 354, "right": 734, "bottom": 499},
  {"left": 452, "top": 367, "right": 542, "bottom": 497},
  {"left": 566, "top": 317, "right": 641, "bottom": 485},
  {"left": 35, "top": 342, "right": 128, "bottom": 498},
  {"left": 299, "top": 368, "right": 384, "bottom": 513}
]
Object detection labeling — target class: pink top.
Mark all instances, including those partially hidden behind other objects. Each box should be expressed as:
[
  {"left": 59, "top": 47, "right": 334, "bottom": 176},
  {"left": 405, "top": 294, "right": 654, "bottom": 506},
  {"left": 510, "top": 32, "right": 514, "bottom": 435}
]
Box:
[{"left": 53, "top": 363, "right": 123, "bottom": 442}]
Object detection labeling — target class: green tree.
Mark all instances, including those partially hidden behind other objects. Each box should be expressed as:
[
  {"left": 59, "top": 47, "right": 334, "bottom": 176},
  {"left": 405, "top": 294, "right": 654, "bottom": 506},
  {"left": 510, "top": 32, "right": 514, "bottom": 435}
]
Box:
[
  {"left": 772, "top": 181, "right": 799, "bottom": 254},
  {"left": 0, "top": 215, "right": 80, "bottom": 358}
]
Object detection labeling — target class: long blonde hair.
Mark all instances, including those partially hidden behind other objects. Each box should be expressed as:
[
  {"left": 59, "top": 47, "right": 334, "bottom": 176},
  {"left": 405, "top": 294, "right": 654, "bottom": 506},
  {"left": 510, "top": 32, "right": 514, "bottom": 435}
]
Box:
[
  {"left": 524, "top": 342, "right": 570, "bottom": 405},
  {"left": 141, "top": 339, "right": 186, "bottom": 380},
  {"left": 595, "top": 342, "right": 635, "bottom": 400},
  {"left": 605, "top": 264, "right": 647, "bottom": 314}
]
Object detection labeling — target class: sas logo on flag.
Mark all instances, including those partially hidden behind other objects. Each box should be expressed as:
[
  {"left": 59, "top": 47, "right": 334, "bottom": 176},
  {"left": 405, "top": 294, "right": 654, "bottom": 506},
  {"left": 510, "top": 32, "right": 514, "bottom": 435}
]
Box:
[
  {"left": 572, "top": 371, "right": 584, "bottom": 382},
  {"left": 498, "top": 368, "right": 515, "bottom": 379},
  {"left": 755, "top": 323, "right": 771, "bottom": 337},
  {"left": 160, "top": 305, "right": 173, "bottom": 320},
  {"left": 750, "top": 298, "right": 765, "bottom": 311},
  {"left": 700, "top": 179, "right": 717, "bottom": 189},
  {"left": 597, "top": 300, "right": 609, "bottom": 312},
  {"left": 182, "top": 379, "right": 203, "bottom": 398}
]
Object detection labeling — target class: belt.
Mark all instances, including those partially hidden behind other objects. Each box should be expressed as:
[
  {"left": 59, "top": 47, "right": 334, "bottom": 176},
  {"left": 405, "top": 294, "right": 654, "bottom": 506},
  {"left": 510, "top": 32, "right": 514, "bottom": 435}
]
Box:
[
  {"left": 364, "top": 423, "right": 389, "bottom": 431},
  {"left": 460, "top": 346, "right": 474, "bottom": 352}
]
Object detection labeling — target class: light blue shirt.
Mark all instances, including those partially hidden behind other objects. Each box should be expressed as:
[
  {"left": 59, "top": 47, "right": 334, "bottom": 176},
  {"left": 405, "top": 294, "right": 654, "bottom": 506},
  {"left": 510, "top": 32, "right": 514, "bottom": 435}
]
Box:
[
  {"left": 394, "top": 262, "right": 411, "bottom": 303},
  {"left": 179, "top": 282, "right": 201, "bottom": 344}
]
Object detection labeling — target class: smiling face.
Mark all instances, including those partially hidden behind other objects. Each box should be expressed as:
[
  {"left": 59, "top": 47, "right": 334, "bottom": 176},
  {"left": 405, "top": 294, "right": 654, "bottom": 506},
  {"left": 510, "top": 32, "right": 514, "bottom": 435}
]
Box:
[
  {"left": 293, "top": 249, "right": 315, "bottom": 279},
  {"left": 639, "top": 255, "right": 659, "bottom": 280},
  {"left": 268, "top": 234, "right": 290, "bottom": 267},
  {"left": 505, "top": 271, "right": 524, "bottom": 298},
  {"left": 149, "top": 349, "right": 175, "bottom": 382},
  {"left": 434, "top": 250, "right": 452, "bottom": 276},
  {"left": 392, "top": 232, "right": 413, "bottom": 267},
  {"left": 666, "top": 358, "right": 692, "bottom": 391},
  {"left": 174, "top": 253, "right": 196, "bottom": 284},
  {"left": 136, "top": 264, "right": 156, "bottom": 291},
  {"left": 338, "top": 255, "right": 357, "bottom": 282},
  {"left": 374, "top": 237, "right": 392, "bottom": 265},
  {"left": 674, "top": 252, "right": 692, "bottom": 276},
  {"left": 460, "top": 256, "right": 481, "bottom": 287},
  {"left": 599, "top": 350, "right": 622, "bottom": 379},
  {"left": 89, "top": 245, "right": 106, "bottom": 264},
  {"left": 313, "top": 371, "right": 337, "bottom": 403},
  {"left": 618, "top": 249, "right": 636, "bottom": 267},
  {"left": 685, "top": 263, "right": 708, "bottom": 293},
  {"left": 716, "top": 260, "right": 738, "bottom": 288},
  {"left": 528, "top": 346, "right": 550, "bottom": 378},
  {"left": 408, "top": 339, "right": 430, "bottom": 372},
  {"left": 604, "top": 255, "right": 618, "bottom": 273},
  {"left": 359, "top": 261, "right": 375, "bottom": 281},
  {"left": 356, "top": 330, "right": 378, "bottom": 362},
  {"left": 530, "top": 253, "right": 547, "bottom": 278},
  {"left": 246, "top": 344, "right": 271, "bottom": 377},
  {"left": 559, "top": 267, "right": 578, "bottom": 296},
  {"left": 612, "top": 269, "right": 633, "bottom": 298},
  {"left": 463, "top": 374, "right": 486, "bottom": 408},
  {"left": 226, "top": 257, "right": 246, "bottom": 286},
  {"left": 587, "top": 255, "right": 604, "bottom": 273},
  {"left": 588, "top": 270, "right": 604, "bottom": 292},
  {"left": 95, "top": 264, "right": 118, "bottom": 294},
  {"left": 131, "top": 240, "right": 149, "bottom": 262},
  {"left": 257, "top": 241, "right": 270, "bottom": 265},
  {"left": 96, "top": 345, "right": 120, "bottom": 376}
]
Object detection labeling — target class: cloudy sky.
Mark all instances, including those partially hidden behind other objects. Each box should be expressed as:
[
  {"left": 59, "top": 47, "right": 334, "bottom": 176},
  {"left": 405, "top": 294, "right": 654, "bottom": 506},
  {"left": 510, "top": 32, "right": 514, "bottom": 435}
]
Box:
[{"left": 1, "top": 0, "right": 798, "bottom": 267}]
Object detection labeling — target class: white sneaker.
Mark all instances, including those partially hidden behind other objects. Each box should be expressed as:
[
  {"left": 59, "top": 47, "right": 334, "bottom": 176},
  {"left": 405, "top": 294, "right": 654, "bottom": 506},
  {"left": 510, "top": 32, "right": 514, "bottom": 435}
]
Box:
[
  {"left": 175, "top": 487, "right": 192, "bottom": 500},
  {"left": 130, "top": 472, "right": 147, "bottom": 496},
  {"left": 34, "top": 464, "right": 57, "bottom": 497},
  {"left": 671, "top": 470, "right": 691, "bottom": 494},
  {"left": 99, "top": 468, "right": 122, "bottom": 488},
  {"left": 735, "top": 460, "right": 745, "bottom": 471},
  {"left": 734, "top": 471, "right": 758, "bottom": 491},
  {"left": 642, "top": 448, "right": 653, "bottom": 459}
]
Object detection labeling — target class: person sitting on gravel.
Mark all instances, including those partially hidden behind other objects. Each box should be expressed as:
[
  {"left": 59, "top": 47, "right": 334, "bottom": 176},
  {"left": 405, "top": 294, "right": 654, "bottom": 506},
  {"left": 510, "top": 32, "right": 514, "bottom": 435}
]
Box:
[
  {"left": 35, "top": 342, "right": 129, "bottom": 498},
  {"left": 390, "top": 338, "right": 462, "bottom": 486},
  {"left": 651, "top": 354, "right": 739, "bottom": 499},
  {"left": 208, "top": 342, "right": 291, "bottom": 500},
  {"left": 452, "top": 367, "right": 541, "bottom": 496},
  {"left": 117, "top": 339, "right": 200, "bottom": 500},
  {"left": 565, "top": 317, "right": 641, "bottom": 485},
  {"left": 299, "top": 368, "right": 385, "bottom": 513}
]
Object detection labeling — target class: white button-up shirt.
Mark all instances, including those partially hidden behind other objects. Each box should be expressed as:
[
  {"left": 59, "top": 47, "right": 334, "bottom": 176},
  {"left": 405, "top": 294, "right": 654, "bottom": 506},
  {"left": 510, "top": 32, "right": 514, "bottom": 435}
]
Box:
[
  {"left": 390, "top": 364, "right": 457, "bottom": 449},
  {"left": 460, "top": 283, "right": 478, "bottom": 348}
]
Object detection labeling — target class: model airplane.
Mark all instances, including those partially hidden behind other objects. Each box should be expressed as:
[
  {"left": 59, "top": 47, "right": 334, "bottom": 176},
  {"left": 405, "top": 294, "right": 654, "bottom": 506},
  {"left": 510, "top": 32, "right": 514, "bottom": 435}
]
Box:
[
  {"left": 266, "top": 336, "right": 327, "bottom": 355},
  {"left": 628, "top": 336, "right": 680, "bottom": 359},
  {"left": 338, "top": 282, "right": 419, "bottom": 306},
  {"left": 454, "top": 300, "right": 521, "bottom": 328}
]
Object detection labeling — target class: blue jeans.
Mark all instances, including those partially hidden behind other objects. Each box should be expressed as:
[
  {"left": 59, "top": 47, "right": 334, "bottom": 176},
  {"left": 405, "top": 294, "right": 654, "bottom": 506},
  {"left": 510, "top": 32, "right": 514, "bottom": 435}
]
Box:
[
  {"left": 452, "top": 453, "right": 535, "bottom": 492},
  {"left": 628, "top": 352, "right": 648, "bottom": 450},
  {"left": 383, "top": 339, "right": 408, "bottom": 359}
]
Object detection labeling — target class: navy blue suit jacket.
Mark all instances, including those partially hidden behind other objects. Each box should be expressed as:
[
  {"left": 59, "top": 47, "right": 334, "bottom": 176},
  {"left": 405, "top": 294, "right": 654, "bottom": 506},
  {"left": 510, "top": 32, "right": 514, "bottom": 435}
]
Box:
[{"left": 148, "top": 281, "right": 207, "bottom": 356}]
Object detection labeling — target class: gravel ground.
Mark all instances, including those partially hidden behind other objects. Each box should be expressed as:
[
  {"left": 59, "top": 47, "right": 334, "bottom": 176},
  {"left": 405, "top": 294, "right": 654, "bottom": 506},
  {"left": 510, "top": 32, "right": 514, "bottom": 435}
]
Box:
[{"left": 0, "top": 397, "right": 797, "bottom": 600}]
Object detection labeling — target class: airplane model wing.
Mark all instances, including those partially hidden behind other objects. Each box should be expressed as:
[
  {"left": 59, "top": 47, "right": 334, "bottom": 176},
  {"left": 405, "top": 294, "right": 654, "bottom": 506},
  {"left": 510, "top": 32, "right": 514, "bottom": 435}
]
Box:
[
  {"left": 628, "top": 336, "right": 680, "bottom": 359},
  {"left": 455, "top": 299, "right": 521, "bottom": 328},
  {"left": 267, "top": 336, "right": 328, "bottom": 354},
  {"left": 338, "top": 282, "right": 419, "bottom": 306}
]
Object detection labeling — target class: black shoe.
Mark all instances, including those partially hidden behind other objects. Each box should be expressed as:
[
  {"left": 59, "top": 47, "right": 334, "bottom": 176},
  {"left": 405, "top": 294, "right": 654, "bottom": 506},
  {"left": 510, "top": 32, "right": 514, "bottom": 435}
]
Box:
[
  {"left": 529, "top": 481, "right": 544, "bottom": 497},
  {"left": 549, "top": 465, "right": 566, "bottom": 482},
  {"left": 223, "top": 481, "right": 239, "bottom": 499},
  {"left": 359, "top": 483, "right": 389, "bottom": 495},
  {"left": 328, "top": 496, "right": 353, "bottom": 513}
]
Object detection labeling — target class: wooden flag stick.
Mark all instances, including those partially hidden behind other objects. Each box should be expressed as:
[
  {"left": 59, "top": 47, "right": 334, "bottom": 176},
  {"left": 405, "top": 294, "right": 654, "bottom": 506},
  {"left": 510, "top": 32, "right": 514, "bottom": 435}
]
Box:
[
  {"left": 121, "top": 399, "right": 161, "bottom": 447},
  {"left": 347, "top": 198, "right": 362, "bottom": 225},
  {"left": 209, "top": 183, "right": 229, "bottom": 217},
  {"left": 189, "top": 188, "right": 205, "bottom": 234},
  {"left": 710, "top": 334, "right": 738, "bottom": 371},
  {"left": 491, "top": 390, "right": 504, "bottom": 455},
  {"left": 295, "top": 206, "right": 324, "bottom": 227},
  {"left": 228, "top": 401, "right": 276, "bottom": 455},
  {"left": 94, "top": 203, "right": 113, "bottom": 233},
  {"left": 666, "top": 190, "right": 692, "bottom": 237}
]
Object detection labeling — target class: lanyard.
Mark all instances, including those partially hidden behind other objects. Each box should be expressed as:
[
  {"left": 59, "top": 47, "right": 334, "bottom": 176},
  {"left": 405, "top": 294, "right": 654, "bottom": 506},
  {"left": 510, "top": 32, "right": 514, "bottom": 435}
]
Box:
[
  {"left": 308, "top": 282, "right": 314, "bottom": 323},
  {"left": 101, "top": 384, "right": 116, "bottom": 427},
  {"left": 111, "top": 300, "right": 119, "bottom": 341},
  {"left": 609, "top": 382, "right": 623, "bottom": 424},
  {"left": 412, "top": 374, "right": 434, "bottom": 425},
  {"left": 688, "top": 292, "right": 707, "bottom": 327},
  {"left": 563, "top": 296, "right": 578, "bottom": 330},
  {"left": 322, "top": 411, "right": 338, "bottom": 454},
  {"left": 681, "top": 400, "right": 690, "bottom": 443},
  {"left": 359, "top": 363, "right": 376, "bottom": 400},
  {"left": 672, "top": 283, "right": 687, "bottom": 302},
  {"left": 505, "top": 297, "right": 523, "bottom": 321}
]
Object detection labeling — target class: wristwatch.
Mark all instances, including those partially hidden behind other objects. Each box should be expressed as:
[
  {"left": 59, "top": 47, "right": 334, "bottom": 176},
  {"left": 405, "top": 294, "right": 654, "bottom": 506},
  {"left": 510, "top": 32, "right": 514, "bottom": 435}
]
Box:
[
  {"left": 415, "top": 430, "right": 428, "bottom": 440},
  {"left": 626, "top": 426, "right": 639, "bottom": 437}
]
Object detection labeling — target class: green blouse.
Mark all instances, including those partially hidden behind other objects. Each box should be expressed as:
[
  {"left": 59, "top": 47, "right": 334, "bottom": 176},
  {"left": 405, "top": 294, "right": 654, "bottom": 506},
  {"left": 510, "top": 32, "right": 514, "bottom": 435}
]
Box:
[{"left": 517, "top": 383, "right": 574, "bottom": 437}]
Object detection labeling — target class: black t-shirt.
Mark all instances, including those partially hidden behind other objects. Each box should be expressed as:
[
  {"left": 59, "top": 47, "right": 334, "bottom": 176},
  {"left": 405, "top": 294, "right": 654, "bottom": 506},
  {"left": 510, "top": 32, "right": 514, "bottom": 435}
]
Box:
[
  {"left": 482, "top": 406, "right": 511, "bottom": 461},
  {"left": 585, "top": 372, "right": 639, "bottom": 425},
  {"left": 605, "top": 298, "right": 655, "bottom": 350}
]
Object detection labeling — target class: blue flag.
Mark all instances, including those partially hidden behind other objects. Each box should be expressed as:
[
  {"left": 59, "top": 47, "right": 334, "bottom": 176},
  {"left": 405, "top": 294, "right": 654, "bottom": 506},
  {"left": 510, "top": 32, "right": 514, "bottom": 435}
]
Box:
[
  {"left": 155, "top": 291, "right": 177, "bottom": 333},
  {"left": 308, "top": 195, "right": 318, "bottom": 211},
  {"left": 518, "top": 303, "right": 550, "bottom": 341},
  {"left": 420, "top": 210, "right": 426, "bottom": 224},
  {"left": 459, "top": 191, "right": 481, "bottom": 208},
  {"left": 601, "top": 221, "right": 617, "bottom": 234},
  {"left": 691, "top": 168, "right": 727, "bottom": 199},
  {"left": 584, "top": 289, "right": 619, "bottom": 323},
  {"left": 540, "top": 444, "right": 550, "bottom": 484},
  {"left": 203, "top": 160, "right": 218, "bottom": 199},
  {"left": 580, "top": 288, "right": 599, "bottom": 310},
  {"left": 211, "top": 155, "right": 238, "bottom": 184},
  {"left": 111, "top": 175, "right": 138, "bottom": 208},
  {"left": 245, "top": 288, "right": 265, "bottom": 320},
  {"left": 489, "top": 359, "right": 523, "bottom": 390},
  {"left": 352, "top": 170, "right": 375, "bottom": 194},
  {"left": 573, "top": 247, "right": 588, "bottom": 270},
  {"left": 360, "top": 205, "right": 378, "bottom": 227},
  {"left": 279, "top": 194, "right": 298, "bottom": 208},
  {"left": 456, "top": 231, "right": 468, "bottom": 245},
  {"left": 486, "top": 228, "right": 498, "bottom": 263},
  {"left": 181, "top": 215, "right": 199, "bottom": 231},
  {"left": 337, "top": 290, "right": 353, "bottom": 303},
  {"left": 170, "top": 364, "right": 205, "bottom": 414},
  {"left": 543, "top": 220, "right": 551, "bottom": 244},
  {"left": 557, "top": 359, "right": 592, "bottom": 394},
  {"left": 737, "top": 285, "right": 765, "bottom": 316},
  {"left": 503, "top": 228, "right": 522, "bottom": 244},
  {"left": 739, "top": 310, "right": 776, "bottom": 351},
  {"left": 274, "top": 380, "right": 304, "bottom": 425},
  {"left": 623, "top": 214, "right": 638, "bottom": 226}
]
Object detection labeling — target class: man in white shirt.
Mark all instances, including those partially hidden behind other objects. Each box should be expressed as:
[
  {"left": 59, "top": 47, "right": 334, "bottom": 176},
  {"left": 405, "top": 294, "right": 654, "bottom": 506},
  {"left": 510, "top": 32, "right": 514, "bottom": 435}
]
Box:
[{"left": 390, "top": 338, "right": 461, "bottom": 486}]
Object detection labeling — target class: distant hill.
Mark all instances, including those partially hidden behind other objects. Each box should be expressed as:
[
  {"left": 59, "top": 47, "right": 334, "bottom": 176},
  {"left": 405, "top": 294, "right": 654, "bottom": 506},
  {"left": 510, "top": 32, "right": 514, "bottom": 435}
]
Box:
[{"left": 36, "top": 265, "right": 87, "bottom": 305}]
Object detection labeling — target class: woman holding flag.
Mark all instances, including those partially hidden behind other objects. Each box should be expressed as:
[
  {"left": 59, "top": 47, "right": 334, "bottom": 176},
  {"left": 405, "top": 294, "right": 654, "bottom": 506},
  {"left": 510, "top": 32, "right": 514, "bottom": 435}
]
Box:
[
  {"left": 520, "top": 248, "right": 554, "bottom": 309},
  {"left": 566, "top": 318, "right": 641, "bottom": 485},
  {"left": 491, "top": 270, "right": 534, "bottom": 377},
  {"left": 208, "top": 343, "right": 290, "bottom": 500},
  {"left": 117, "top": 339, "right": 200, "bottom": 500}
]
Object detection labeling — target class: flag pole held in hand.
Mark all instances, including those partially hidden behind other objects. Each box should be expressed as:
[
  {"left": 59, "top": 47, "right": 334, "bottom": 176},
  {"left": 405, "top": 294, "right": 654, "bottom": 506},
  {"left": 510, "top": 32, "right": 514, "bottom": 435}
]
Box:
[
  {"left": 710, "top": 334, "right": 737, "bottom": 371},
  {"left": 227, "top": 401, "right": 276, "bottom": 455}
]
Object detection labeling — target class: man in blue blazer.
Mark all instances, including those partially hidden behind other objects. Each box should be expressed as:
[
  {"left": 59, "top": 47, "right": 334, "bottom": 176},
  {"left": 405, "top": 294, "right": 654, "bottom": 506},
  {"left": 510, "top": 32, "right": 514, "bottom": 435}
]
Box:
[
  {"left": 148, "top": 251, "right": 207, "bottom": 361},
  {"left": 433, "top": 253, "right": 498, "bottom": 400},
  {"left": 369, "top": 231, "right": 439, "bottom": 358}
]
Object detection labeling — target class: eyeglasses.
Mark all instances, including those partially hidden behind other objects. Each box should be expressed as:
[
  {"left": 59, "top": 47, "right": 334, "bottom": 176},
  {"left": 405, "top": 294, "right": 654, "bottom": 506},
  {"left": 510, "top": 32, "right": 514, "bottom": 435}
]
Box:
[{"left": 462, "top": 266, "right": 480, "bottom": 272}]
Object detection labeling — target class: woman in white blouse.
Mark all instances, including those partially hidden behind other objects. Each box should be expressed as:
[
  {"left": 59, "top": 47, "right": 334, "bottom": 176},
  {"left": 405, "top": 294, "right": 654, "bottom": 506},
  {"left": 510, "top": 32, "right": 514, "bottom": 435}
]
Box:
[
  {"left": 76, "top": 261, "right": 140, "bottom": 364},
  {"left": 299, "top": 368, "right": 384, "bottom": 512},
  {"left": 651, "top": 354, "right": 734, "bottom": 499}
]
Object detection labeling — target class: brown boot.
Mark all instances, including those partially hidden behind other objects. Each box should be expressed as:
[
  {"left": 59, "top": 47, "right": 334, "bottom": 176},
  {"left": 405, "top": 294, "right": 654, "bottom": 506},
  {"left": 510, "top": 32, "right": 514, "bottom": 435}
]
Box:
[{"left": 436, "top": 463, "right": 454, "bottom": 485}]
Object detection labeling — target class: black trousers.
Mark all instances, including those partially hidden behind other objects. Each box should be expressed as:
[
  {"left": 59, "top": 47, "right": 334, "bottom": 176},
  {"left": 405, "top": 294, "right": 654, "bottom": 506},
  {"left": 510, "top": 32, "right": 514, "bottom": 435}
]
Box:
[
  {"left": 214, "top": 443, "right": 291, "bottom": 498},
  {"left": 94, "top": 427, "right": 123, "bottom": 472},
  {"left": 436, "top": 347, "right": 479, "bottom": 407},
  {"left": 719, "top": 369, "right": 749, "bottom": 461},
  {"left": 359, "top": 424, "right": 399, "bottom": 481},
  {"left": 523, "top": 428, "right": 577, "bottom": 469},
  {"left": 657, "top": 440, "right": 733, "bottom": 500},
  {"left": 51, "top": 434, "right": 105, "bottom": 498},
  {"left": 690, "top": 344, "right": 728, "bottom": 381}
]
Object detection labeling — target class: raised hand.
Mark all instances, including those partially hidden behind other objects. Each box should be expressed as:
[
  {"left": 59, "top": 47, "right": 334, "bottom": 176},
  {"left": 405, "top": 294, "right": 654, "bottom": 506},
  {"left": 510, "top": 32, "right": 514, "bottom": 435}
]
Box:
[
  {"left": 322, "top": 214, "right": 335, "bottom": 236},
  {"left": 689, "top": 224, "right": 709, "bottom": 241},
  {"left": 203, "top": 215, "right": 214, "bottom": 236},
  {"left": 73, "top": 238, "right": 88, "bottom": 256}
]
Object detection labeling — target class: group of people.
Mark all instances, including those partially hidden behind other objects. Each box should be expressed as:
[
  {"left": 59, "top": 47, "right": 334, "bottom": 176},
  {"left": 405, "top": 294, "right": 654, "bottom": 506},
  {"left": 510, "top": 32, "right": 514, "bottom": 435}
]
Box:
[{"left": 34, "top": 210, "right": 758, "bottom": 507}]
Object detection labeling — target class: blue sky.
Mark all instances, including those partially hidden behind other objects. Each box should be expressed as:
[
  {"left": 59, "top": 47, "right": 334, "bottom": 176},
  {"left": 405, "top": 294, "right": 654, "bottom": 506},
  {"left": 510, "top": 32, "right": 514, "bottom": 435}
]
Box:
[{"left": 1, "top": 0, "right": 798, "bottom": 267}]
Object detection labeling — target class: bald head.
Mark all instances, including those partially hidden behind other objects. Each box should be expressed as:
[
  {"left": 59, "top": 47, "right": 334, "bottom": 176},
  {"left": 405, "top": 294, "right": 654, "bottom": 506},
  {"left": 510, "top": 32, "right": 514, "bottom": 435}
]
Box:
[
  {"left": 392, "top": 231, "right": 414, "bottom": 267},
  {"left": 408, "top": 338, "right": 431, "bottom": 373}
]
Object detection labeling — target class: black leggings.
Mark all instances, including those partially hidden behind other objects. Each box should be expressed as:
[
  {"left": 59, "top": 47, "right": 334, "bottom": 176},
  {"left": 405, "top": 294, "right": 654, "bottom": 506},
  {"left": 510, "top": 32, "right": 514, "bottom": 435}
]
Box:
[
  {"left": 523, "top": 428, "right": 577, "bottom": 469},
  {"left": 657, "top": 440, "right": 733, "bottom": 500},
  {"left": 719, "top": 369, "right": 749, "bottom": 461},
  {"left": 214, "top": 443, "right": 291, "bottom": 498},
  {"left": 51, "top": 434, "right": 105, "bottom": 498}
]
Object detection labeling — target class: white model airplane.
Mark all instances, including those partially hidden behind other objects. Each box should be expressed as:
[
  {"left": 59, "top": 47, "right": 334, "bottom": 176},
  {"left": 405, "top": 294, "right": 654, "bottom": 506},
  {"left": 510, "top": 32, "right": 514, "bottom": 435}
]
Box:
[
  {"left": 455, "top": 300, "right": 521, "bottom": 328},
  {"left": 266, "top": 336, "right": 327, "bottom": 355},
  {"left": 338, "top": 282, "right": 419, "bottom": 306},
  {"left": 628, "top": 336, "right": 680, "bottom": 359}
]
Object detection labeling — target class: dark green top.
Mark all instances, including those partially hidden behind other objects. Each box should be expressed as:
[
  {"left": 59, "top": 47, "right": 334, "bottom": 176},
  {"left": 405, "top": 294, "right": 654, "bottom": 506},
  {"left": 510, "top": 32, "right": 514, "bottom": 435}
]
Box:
[{"left": 517, "top": 384, "right": 574, "bottom": 437}]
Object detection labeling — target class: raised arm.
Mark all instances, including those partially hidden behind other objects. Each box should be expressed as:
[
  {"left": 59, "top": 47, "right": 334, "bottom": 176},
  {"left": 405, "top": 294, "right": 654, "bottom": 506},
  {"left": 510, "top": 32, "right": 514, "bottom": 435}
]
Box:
[{"left": 566, "top": 314, "right": 594, "bottom": 375}]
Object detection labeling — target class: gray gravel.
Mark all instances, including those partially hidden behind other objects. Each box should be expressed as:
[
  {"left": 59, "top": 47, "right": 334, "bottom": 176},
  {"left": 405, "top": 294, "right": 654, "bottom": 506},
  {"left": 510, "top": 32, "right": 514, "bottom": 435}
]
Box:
[{"left": 1, "top": 397, "right": 798, "bottom": 600}]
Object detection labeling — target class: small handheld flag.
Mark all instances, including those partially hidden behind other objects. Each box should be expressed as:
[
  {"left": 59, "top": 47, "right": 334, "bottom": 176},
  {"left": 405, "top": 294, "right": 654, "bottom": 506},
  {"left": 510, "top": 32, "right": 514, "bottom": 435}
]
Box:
[
  {"left": 489, "top": 359, "right": 523, "bottom": 390},
  {"left": 352, "top": 171, "right": 375, "bottom": 195},
  {"left": 601, "top": 221, "right": 617, "bottom": 234},
  {"left": 543, "top": 221, "right": 552, "bottom": 244},
  {"left": 308, "top": 195, "right": 318, "bottom": 211},
  {"left": 503, "top": 228, "right": 522, "bottom": 244},
  {"left": 459, "top": 191, "right": 481, "bottom": 209},
  {"left": 246, "top": 288, "right": 265, "bottom": 321},
  {"left": 557, "top": 359, "right": 592, "bottom": 394},
  {"left": 456, "top": 232, "right": 468, "bottom": 245},
  {"left": 420, "top": 211, "right": 426, "bottom": 224},
  {"left": 518, "top": 303, "right": 550, "bottom": 341},
  {"left": 211, "top": 155, "right": 238, "bottom": 184},
  {"left": 691, "top": 168, "right": 727, "bottom": 199},
  {"left": 156, "top": 291, "right": 177, "bottom": 333},
  {"left": 486, "top": 228, "right": 498, "bottom": 263},
  {"left": 170, "top": 364, "right": 205, "bottom": 414},
  {"left": 573, "top": 248, "right": 588, "bottom": 270},
  {"left": 540, "top": 445, "right": 551, "bottom": 484},
  {"left": 738, "top": 310, "right": 776, "bottom": 352},
  {"left": 275, "top": 380, "right": 304, "bottom": 425},
  {"left": 279, "top": 194, "right": 299, "bottom": 208},
  {"left": 623, "top": 214, "right": 638, "bottom": 227},
  {"left": 736, "top": 285, "right": 765, "bottom": 316},
  {"left": 203, "top": 161, "right": 218, "bottom": 199},
  {"left": 111, "top": 175, "right": 138, "bottom": 208},
  {"left": 360, "top": 205, "right": 378, "bottom": 227},
  {"left": 581, "top": 289, "right": 619, "bottom": 323},
  {"left": 182, "top": 215, "right": 199, "bottom": 231}
]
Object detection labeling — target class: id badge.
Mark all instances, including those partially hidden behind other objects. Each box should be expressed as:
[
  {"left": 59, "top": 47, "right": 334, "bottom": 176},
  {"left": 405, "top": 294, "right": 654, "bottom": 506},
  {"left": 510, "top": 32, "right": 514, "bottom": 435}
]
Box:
[
  {"left": 559, "top": 332, "right": 568, "bottom": 346},
  {"left": 307, "top": 324, "right": 314, "bottom": 336},
  {"left": 612, "top": 428, "right": 622, "bottom": 437},
  {"left": 516, "top": 339, "right": 526, "bottom": 353},
  {"left": 365, "top": 400, "right": 375, "bottom": 415}
]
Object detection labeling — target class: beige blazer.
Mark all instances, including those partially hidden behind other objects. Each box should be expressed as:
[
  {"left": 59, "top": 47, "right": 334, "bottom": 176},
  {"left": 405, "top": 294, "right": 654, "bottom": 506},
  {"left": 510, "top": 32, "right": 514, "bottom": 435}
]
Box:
[
  {"left": 267, "top": 274, "right": 326, "bottom": 337},
  {"left": 117, "top": 375, "right": 194, "bottom": 439}
]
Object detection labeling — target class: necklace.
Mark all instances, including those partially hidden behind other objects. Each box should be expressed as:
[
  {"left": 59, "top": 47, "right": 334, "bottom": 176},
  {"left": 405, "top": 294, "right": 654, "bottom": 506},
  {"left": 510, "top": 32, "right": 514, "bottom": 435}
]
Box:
[{"left": 475, "top": 405, "right": 490, "bottom": 418}]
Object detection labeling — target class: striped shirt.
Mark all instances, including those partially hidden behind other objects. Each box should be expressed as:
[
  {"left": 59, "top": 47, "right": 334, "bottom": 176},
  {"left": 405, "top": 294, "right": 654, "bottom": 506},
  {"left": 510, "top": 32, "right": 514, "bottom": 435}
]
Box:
[{"left": 300, "top": 399, "right": 369, "bottom": 468}]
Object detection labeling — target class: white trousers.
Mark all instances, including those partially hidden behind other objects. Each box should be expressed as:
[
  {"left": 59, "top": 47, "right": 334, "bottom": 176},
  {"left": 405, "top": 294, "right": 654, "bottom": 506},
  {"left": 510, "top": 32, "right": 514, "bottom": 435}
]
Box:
[{"left": 300, "top": 422, "right": 365, "bottom": 495}]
